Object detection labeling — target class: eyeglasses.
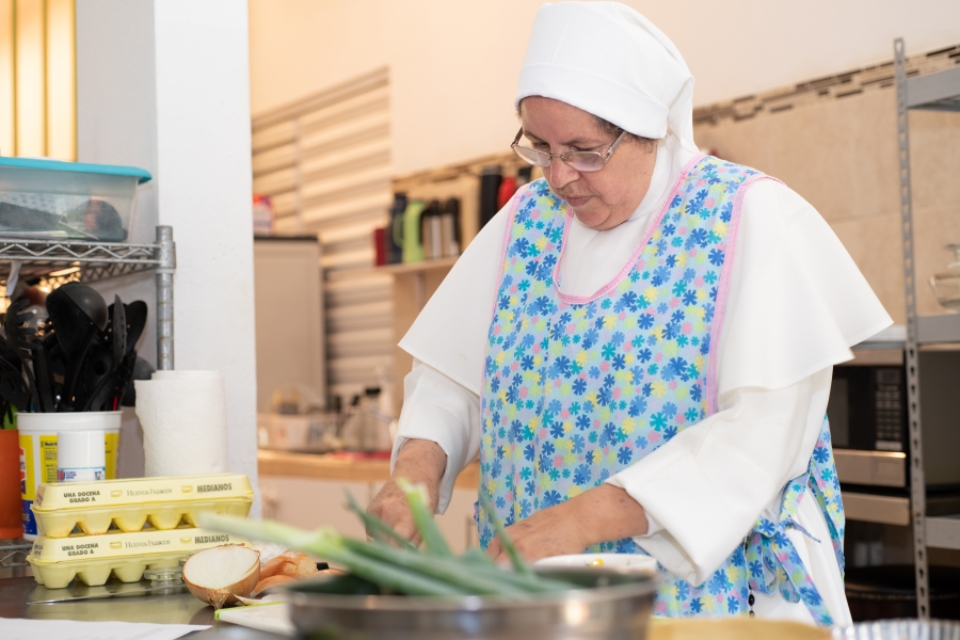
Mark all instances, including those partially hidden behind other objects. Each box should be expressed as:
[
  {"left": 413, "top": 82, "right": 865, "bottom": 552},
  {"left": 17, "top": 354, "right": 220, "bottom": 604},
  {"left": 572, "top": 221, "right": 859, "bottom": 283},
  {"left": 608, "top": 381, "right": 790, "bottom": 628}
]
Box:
[{"left": 511, "top": 128, "right": 628, "bottom": 173}]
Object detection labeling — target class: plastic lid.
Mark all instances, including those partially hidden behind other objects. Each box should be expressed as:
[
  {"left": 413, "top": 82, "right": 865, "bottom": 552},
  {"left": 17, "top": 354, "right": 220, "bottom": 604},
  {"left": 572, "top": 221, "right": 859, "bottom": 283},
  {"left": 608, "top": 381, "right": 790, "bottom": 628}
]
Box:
[{"left": 0, "top": 157, "right": 152, "bottom": 184}]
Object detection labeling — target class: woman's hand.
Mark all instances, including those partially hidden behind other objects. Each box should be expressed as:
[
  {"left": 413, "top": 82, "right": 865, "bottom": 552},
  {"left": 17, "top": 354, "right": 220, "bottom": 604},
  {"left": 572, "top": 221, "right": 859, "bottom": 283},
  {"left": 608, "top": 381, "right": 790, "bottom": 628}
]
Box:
[
  {"left": 366, "top": 439, "right": 447, "bottom": 545},
  {"left": 486, "top": 484, "right": 649, "bottom": 564}
]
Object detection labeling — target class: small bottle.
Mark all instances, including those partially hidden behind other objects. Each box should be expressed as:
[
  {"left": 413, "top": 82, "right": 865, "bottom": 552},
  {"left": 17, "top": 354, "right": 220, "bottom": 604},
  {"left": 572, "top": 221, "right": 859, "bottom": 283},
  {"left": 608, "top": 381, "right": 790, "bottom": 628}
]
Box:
[
  {"left": 420, "top": 200, "right": 443, "bottom": 260},
  {"left": 440, "top": 198, "right": 460, "bottom": 257}
]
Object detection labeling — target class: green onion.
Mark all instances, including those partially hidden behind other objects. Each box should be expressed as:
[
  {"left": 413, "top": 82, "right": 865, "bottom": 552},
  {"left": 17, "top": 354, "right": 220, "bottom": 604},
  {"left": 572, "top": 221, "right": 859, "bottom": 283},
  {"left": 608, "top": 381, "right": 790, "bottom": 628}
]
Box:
[
  {"left": 344, "top": 490, "right": 417, "bottom": 551},
  {"left": 479, "top": 489, "right": 534, "bottom": 576},
  {"left": 197, "top": 513, "right": 467, "bottom": 597},
  {"left": 396, "top": 478, "right": 452, "bottom": 558},
  {"left": 340, "top": 538, "right": 528, "bottom": 596}
]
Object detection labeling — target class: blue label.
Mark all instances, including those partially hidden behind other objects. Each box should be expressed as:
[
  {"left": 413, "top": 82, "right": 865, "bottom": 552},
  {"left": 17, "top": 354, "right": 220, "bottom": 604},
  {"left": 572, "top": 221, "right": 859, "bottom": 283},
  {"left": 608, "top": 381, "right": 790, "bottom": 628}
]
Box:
[{"left": 22, "top": 499, "right": 36, "bottom": 536}]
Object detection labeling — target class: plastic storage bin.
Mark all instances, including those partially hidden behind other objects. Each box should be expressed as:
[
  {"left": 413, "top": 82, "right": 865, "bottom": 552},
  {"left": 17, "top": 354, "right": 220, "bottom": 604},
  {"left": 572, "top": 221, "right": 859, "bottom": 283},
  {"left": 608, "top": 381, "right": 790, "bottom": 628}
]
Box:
[{"left": 0, "top": 157, "right": 151, "bottom": 241}]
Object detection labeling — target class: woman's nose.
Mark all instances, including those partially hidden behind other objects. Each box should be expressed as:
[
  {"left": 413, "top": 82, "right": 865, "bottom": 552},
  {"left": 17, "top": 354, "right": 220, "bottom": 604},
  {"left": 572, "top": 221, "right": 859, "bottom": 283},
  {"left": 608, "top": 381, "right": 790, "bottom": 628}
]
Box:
[{"left": 548, "top": 158, "right": 580, "bottom": 189}]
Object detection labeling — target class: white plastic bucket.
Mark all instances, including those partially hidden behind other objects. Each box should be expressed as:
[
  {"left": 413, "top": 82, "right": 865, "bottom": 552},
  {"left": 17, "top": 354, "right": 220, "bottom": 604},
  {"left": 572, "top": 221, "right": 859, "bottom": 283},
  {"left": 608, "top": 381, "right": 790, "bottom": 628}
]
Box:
[{"left": 18, "top": 411, "right": 121, "bottom": 539}]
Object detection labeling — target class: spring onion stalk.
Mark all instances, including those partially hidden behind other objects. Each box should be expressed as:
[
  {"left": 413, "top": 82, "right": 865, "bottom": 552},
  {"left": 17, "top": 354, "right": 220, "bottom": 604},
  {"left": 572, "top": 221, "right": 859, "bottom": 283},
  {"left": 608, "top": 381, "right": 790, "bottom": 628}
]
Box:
[
  {"left": 396, "top": 478, "right": 452, "bottom": 558},
  {"left": 479, "top": 490, "right": 534, "bottom": 577},
  {"left": 467, "top": 563, "right": 575, "bottom": 593},
  {"left": 340, "top": 538, "right": 528, "bottom": 596},
  {"left": 198, "top": 513, "right": 468, "bottom": 597},
  {"left": 460, "top": 547, "right": 496, "bottom": 567},
  {"left": 344, "top": 490, "right": 417, "bottom": 551}
]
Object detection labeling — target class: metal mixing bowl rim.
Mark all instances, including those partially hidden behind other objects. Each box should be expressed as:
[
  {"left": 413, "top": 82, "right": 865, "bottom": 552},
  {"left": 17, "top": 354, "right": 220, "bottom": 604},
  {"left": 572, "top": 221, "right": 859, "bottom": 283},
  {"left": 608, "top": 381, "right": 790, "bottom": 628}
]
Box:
[{"left": 285, "top": 567, "right": 658, "bottom": 612}]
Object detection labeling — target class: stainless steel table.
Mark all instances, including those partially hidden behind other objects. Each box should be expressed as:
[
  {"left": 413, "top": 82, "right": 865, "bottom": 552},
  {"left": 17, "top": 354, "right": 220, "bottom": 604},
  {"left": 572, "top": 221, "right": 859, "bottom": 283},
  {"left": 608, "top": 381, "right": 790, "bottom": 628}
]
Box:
[{"left": 0, "top": 577, "right": 286, "bottom": 639}]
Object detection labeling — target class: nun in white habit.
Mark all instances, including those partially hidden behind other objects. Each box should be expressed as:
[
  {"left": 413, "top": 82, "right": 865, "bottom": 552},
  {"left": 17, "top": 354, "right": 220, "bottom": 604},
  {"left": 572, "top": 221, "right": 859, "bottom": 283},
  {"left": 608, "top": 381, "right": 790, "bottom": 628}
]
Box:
[{"left": 368, "top": 1, "right": 890, "bottom": 626}]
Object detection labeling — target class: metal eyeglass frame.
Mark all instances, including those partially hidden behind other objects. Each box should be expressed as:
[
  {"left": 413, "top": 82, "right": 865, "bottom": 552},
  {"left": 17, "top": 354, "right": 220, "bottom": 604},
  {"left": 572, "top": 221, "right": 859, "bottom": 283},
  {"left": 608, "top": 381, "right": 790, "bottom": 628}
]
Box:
[{"left": 510, "top": 127, "right": 629, "bottom": 172}]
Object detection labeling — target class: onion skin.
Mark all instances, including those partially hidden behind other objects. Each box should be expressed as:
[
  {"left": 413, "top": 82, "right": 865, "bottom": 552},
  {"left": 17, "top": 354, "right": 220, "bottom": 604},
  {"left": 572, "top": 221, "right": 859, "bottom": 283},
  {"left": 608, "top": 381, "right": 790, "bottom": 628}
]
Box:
[
  {"left": 182, "top": 545, "right": 261, "bottom": 609},
  {"left": 252, "top": 574, "right": 296, "bottom": 596},
  {"left": 260, "top": 551, "right": 318, "bottom": 579}
]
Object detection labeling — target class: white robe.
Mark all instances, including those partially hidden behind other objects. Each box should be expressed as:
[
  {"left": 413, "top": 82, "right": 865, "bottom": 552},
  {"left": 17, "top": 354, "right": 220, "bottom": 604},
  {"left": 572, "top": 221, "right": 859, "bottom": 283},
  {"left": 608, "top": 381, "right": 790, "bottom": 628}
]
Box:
[{"left": 392, "top": 137, "right": 892, "bottom": 625}]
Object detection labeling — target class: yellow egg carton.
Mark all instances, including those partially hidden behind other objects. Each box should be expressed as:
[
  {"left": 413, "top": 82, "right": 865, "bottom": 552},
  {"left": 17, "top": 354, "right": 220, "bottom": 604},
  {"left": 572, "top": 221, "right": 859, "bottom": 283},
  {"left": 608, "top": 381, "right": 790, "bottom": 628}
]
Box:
[
  {"left": 32, "top": 473, "right": 254, "bottom": 537},
  {"left": 28, "top": 526, "right": 248, "bottom": 589}
]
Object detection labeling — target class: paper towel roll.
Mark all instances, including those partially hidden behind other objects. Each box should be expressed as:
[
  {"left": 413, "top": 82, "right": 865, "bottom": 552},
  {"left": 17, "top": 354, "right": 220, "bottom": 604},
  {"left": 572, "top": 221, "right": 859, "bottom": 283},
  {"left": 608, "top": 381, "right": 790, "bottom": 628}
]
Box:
[{"left": 135, "top": 370, "right": 229, "bottom": 477}]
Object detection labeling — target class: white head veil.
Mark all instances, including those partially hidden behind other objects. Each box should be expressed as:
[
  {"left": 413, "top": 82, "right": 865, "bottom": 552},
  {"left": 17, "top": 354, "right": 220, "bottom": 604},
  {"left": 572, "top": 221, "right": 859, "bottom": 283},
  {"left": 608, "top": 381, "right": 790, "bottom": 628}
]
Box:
[{"left": 515, "top": 2, "right": 697, "bottom": 154}]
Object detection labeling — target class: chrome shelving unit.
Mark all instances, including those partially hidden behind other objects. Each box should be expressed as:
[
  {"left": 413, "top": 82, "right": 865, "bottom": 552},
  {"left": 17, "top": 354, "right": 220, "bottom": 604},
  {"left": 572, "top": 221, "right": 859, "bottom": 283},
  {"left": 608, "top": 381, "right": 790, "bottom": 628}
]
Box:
[
  {"left": 894, "top": 37, "right": 960, "bottom": 619},
  {"left": 0, "top": 226, "right": 175, "bottom": 567}
]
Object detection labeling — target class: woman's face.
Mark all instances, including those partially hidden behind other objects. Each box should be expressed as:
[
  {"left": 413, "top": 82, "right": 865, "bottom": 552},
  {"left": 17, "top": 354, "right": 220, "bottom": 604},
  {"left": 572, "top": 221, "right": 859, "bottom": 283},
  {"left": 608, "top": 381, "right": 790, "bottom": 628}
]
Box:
[{"left": 519, "top": 97, "right": 657, "bottom": 231}]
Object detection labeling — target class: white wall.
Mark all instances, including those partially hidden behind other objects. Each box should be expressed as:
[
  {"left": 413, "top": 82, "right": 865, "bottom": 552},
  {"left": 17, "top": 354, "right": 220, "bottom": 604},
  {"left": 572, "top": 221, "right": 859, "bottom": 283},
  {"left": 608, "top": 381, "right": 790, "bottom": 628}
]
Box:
[
  {"left": 249, "top": 0, "right": 960, "bottom": 175},
  {"left": 77, "top": 0, "right": 259, "bottom": 513}
]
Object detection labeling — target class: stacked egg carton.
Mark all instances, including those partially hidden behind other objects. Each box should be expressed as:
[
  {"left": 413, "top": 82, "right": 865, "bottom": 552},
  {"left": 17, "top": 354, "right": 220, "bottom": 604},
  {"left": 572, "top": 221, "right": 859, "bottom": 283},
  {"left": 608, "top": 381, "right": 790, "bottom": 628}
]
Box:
[{"left": 27, "top": 473, "right": 254, "bottom": 589}]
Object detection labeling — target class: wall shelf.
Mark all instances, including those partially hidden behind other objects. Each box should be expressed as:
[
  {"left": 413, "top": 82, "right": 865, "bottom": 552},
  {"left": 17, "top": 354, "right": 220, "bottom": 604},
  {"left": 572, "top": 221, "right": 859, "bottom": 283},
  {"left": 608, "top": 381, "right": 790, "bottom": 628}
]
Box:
[
  {"left": 916, "top": 313, "right": 960, "bottom": 344},
  {"left": 907, "top": 65, "right": 960, "bottom": 111},
  {"left": 927, "top": 515, "right": 960, "bottom": 550},
  {"left": 374, "top": 256, "right": 458, "bottom": 276}
]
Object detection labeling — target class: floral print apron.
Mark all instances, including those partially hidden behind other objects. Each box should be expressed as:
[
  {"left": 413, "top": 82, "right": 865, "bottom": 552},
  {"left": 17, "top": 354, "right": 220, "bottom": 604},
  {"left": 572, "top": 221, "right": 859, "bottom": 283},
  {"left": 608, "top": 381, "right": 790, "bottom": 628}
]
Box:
[{"left": 477, "top": 155, "right": 845, "bottom": 625}]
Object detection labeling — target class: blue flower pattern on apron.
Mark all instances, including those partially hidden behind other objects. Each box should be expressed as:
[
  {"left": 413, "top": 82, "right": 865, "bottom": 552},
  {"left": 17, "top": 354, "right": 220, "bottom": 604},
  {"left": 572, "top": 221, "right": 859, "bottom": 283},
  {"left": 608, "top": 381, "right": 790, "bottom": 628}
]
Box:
[{"left": 476, "top": 156, "right": 844, "bottom": 625}]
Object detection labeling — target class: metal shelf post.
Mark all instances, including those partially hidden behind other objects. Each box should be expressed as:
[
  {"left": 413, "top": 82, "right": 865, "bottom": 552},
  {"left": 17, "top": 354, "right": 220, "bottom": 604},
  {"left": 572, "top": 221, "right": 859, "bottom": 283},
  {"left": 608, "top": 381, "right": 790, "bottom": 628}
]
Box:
[
  {"left": 155, "top": 226, "right": 176, "bottom": 371},
  {"left": 895, "top": 37, "right": 942, "bottom": 620}
]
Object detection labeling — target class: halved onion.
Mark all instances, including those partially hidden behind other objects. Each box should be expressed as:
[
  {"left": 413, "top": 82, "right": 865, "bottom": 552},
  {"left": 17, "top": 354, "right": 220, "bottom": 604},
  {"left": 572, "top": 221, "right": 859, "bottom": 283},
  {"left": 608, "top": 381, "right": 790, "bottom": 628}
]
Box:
[{"left": 183, "top": 544, "right": 260, "bottom": 609}]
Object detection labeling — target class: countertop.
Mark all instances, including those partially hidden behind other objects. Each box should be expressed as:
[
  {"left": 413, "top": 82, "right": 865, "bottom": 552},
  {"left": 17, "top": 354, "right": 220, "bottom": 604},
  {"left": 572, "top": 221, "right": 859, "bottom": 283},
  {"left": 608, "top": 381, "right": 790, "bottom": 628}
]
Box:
[
  {"left": 0, "top": 576, "right": 283, "bottom": 639},
  {"left": 257, "top": 450, "right": 480, "bottom": 490}
]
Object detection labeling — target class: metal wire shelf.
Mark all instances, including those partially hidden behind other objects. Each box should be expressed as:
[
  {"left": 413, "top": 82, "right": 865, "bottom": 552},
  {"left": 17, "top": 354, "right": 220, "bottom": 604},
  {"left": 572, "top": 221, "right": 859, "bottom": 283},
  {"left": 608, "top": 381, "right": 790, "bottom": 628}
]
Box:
[
  {"left": 0, "top": 539, "right": 32, "bottom": 569},
  {"left": 0, "top": 225, "right": 176, "bottom": 370},
  {"left": 0, "top": 238, "right": 163, "bottom": 288}
]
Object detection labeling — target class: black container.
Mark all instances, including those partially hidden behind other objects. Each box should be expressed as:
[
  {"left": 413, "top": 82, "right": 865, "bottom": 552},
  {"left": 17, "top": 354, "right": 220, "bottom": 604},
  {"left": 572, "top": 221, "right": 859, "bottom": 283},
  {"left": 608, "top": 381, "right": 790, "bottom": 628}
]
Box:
[
  {"left": 845, "top": 564, "right": 960, "bottom": 621},
  {"left": 387, "top": 193, "right": 407, "bottom": 264},
  {"left": 479, "top": 166, "right": 502, "bottom": 230}
]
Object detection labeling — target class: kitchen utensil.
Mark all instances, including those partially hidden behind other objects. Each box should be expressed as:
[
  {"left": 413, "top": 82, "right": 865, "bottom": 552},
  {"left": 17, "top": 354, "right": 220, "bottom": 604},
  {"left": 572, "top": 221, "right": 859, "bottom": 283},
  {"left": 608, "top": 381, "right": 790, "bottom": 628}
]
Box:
[
  {"left": 4, "top": 298, "right": 38, "bottom": 407},
  {"left": 286, "top": 567, "right": 656, "bottom": 640},
  {"left": 81, "top": 299, "right": 128, "bottom": 411},
  {"left": 123, "top": 300, "right": 147, "bottom": 354},
  {"left": 930, "top": 243, "right": 960, "bottom": 310},
  {"left": 0, "top": 339, "right": 30, "bottom": 413},
  {"left": 46, "top": 283, "right": 108, "bottom": 410},
  {"left": 121, "top": 356, "right": 156, "bottom": 407},
  {"left": 29, "top": 326, "right": 56, "bottom": 412}
]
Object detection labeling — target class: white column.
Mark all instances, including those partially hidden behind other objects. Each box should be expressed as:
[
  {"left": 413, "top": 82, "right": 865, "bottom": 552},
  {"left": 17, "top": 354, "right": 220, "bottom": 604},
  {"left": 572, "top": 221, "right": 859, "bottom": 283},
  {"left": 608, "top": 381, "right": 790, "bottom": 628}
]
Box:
[{"left": 76, "top": 0, "right": 259, "bottom": 514}]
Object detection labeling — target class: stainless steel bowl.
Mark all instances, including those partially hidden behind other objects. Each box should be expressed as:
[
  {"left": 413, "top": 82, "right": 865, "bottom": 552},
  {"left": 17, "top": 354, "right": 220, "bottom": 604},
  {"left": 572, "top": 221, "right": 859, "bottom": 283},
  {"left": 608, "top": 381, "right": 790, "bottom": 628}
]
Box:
[{"left": 286, "top": 568, "right": 657, "bottom": 640}]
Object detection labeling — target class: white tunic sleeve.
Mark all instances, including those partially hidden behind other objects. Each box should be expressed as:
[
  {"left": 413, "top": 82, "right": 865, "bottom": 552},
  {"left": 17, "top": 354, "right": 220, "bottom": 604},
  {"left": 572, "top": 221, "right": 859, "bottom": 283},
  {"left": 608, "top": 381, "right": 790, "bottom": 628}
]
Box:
[{"left": 390, "top": 359, "right": 482, "bottom": 514}]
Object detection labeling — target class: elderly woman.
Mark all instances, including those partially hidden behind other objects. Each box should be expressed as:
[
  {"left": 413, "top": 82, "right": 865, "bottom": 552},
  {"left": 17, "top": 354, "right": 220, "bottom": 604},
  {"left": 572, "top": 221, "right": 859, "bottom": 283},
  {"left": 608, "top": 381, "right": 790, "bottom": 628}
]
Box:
[{"left": 369, "top": 1, "right": 890, "bottom": 626}]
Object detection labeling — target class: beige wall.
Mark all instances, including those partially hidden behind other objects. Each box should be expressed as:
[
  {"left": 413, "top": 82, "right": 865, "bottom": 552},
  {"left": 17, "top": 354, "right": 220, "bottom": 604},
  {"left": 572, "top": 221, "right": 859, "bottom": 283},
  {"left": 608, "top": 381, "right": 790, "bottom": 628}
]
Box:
[
  {"left": 249, "top": 0, "right": 960, "bottom": 175},
  {"left": 696, "top": 89, "right": 960, "bottom": 323}
]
